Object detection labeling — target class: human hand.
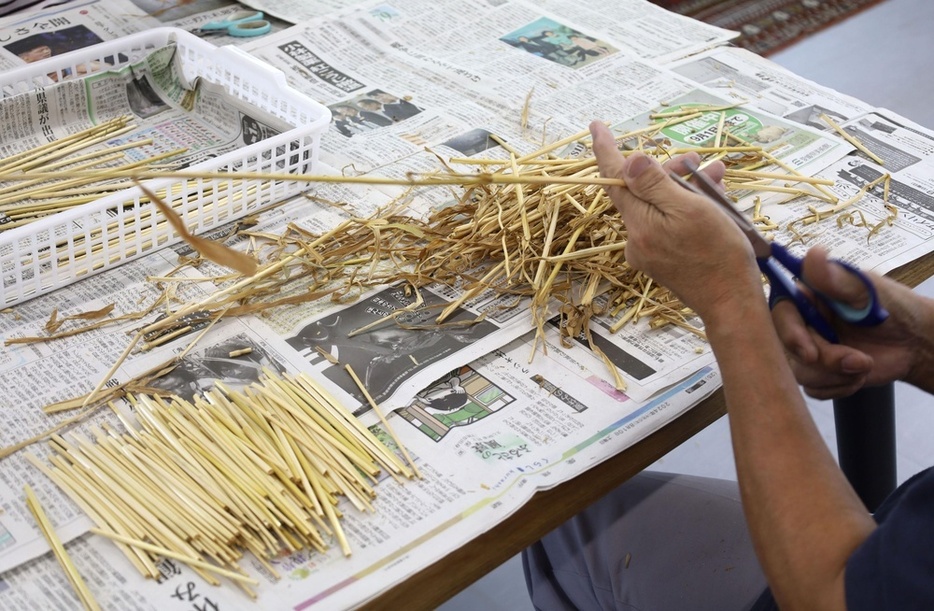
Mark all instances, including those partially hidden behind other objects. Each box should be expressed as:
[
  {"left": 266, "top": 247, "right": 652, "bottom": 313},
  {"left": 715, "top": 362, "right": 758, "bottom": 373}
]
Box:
[
  {"left": 772, "top": 247, "right": 934, "bottom": 398},
  {"left": 589, "top": 121, "right": 763, "bottom": 326}
]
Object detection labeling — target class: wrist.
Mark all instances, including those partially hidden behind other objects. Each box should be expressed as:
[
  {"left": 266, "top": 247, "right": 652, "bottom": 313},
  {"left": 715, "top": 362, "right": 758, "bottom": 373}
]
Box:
[
  {"left": 696, "top": 279, "right": 772, "bottom": 338},
  {"left": 699, "top": 286, "right": 783, "bottom": 376},
  {"left": 904, "top": 293, "right": 934, "bottom": 391}
]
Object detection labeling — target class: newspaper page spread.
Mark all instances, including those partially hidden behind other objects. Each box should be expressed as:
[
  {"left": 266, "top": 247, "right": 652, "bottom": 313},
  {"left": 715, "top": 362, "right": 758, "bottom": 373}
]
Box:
[
  {"left": 0, "top": 41, "right": 290, "bottom": 163},
  {"left": 239, "top": 0, "right": 739, "bottom": 58},
  {"left": 667, "top": 46, "right": 876, "bottom": 129},
  {"left": 0, "top": 267, "right": 723, "bottom": 609},
  {"left": 2, "top": 0, "right": 934, "bottom": 608},
  {"left": 0, "top": 172, "right": 720, "bottom": 607},
  {"left": 240, "top": 0, "right": 851, "bottom": 401},
  {"left": 665, "top": 46, "right": 934, "bottom": 276},
  {"left": 0, "top": 0, "right": 292, "bottom": 72}
]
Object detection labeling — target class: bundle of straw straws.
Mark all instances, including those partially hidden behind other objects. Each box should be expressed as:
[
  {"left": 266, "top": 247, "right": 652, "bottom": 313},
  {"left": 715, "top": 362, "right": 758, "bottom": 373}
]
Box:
[
  {"left": 26, "top": 370, "right": 418, "bottom": 597},
  {"left": 0, "top": 116, "right": 189, "bottom": 231}
]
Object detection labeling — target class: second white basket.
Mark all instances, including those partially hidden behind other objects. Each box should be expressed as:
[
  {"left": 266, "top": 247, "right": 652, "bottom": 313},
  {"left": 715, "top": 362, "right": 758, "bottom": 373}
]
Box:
[{"left": 0, "top": 27, "right": 331, "bottom": 307}]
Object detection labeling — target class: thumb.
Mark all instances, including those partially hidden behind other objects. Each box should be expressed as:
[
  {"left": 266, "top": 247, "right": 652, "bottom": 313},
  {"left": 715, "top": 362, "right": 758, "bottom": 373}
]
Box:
[
  {"left": 590, "top": 121, "right": 649, "bottom": 223},
  {"left": 619, "top": 151, "right": 691, "bottom": 212},
  {"left": 802, "top": 247, "right": 871, "bottom": 309},
  {"left": 589, "top": 121, "right": 626, "bottom": 197}
]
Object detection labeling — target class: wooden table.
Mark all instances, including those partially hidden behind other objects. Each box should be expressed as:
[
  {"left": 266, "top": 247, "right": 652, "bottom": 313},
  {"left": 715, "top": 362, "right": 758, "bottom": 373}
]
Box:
[{"left": 366, "top": 250, "right": 934, "bottom": 610}]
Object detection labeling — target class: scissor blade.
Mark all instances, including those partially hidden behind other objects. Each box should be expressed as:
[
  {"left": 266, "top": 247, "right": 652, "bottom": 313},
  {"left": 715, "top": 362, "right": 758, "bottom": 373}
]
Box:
[{"left": 668, "top": 166, "right": 772, "bottom": 260}]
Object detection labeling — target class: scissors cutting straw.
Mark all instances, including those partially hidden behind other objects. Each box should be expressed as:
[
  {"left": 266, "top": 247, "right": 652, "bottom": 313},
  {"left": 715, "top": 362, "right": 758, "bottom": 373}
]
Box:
[{"left": 668, "top": 160, "right": 888, "bottom": 343}]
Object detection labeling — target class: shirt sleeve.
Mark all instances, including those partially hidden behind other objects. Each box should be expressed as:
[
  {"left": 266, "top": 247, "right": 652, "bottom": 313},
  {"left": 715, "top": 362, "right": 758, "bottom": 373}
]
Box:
[{"left": 845, "top": 467, "right": 934, "bottom": 610}]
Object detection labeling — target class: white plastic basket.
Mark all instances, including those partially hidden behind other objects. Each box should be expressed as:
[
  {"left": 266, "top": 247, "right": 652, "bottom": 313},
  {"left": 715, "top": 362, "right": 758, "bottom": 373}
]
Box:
[{"left": 0, "top": 27, "right": 331, "bottom": 306}]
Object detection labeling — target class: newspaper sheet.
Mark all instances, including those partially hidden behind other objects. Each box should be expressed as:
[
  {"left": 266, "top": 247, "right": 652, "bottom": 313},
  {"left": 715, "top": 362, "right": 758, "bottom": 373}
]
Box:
[
  {"left": 668, "top": 46, "right": 875, "bottom": 129},
  {"left": 2, "top": 0, "right": 934, "bottom": 608},
  {"left": 0, "top": 41, "right": 289, "bottom": 163},
  {"left": 0, "top": 267, "right": 722, "bottom": 608},
  {"left": 666, "top": 46, "right": 934, "bottom": 275},
  {"left": 0, "top": 0, "right": 291, "bottom": 72},
  {"left": 239, "top": 0, "right": 739, "bottom": 59},
  {"left": 240, "top": 3, "right": 851, "bottom": 401}
]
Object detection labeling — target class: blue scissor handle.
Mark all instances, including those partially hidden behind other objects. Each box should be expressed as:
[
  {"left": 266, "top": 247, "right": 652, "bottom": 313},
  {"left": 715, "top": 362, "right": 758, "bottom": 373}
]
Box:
[
  {"left": 761, "top": 258, "right": 839, "bottom": 343},
  {"left": 768, "top": 241, "right": 804, "bottom": 277},
  {"left": 815, "top": 259, "right": 889, "bottom": 326},
  {"left": 766, "top": 243, "right": 889, "bottom": 341}
]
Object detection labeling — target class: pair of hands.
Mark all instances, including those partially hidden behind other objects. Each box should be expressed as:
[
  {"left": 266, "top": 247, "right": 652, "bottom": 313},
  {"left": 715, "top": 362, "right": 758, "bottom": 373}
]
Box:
[{"left": 589, "top": 121, "right": 928, "bottom": 399}]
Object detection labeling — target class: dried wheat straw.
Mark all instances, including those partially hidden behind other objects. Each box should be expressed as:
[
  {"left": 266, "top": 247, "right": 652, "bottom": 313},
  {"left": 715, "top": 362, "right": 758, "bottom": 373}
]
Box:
[
  {"left": 31, "top": 369, "right": 408, "bottom": 590},
  {"left": 8, "top": 121, "right": 898, "bottom": 414},
  {"left": 24, "top": 485, "right": 100, "bottom": 610}
]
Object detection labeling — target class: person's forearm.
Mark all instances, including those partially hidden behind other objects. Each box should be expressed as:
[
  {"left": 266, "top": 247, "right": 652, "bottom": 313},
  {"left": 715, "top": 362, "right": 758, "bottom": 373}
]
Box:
[
  {"left": 705, "top": 298, "right": 876, "bottom": 611},
  {"left": 901, "top": 289, "right": 934, "bottom": 393}
]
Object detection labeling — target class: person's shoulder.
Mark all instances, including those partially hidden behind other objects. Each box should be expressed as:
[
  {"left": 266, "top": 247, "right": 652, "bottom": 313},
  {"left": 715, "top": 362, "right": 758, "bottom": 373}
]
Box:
[
  {"left": 874, "top": 465, "right": 934, "bottom": 521},
  {"left": 845, "top": 466, "right": 934, "bottom": 611}
]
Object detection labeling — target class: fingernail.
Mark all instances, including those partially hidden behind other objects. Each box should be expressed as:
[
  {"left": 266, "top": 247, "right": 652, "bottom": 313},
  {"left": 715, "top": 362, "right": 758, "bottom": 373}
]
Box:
[
  {"left": 625, "top": 154, "right": 653, "bottom": 179},
  {"left": 841, "top": 353, "right": 867, "bottom": 373}
]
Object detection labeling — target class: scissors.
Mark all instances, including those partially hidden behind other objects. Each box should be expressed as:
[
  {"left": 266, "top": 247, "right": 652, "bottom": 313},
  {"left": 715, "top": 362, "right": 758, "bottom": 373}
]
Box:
[
  {"left": 669, "top": 160, "right": 888, "bottom": 343},
  {"left": 191, "top": 10, "right": 272, "bottom": 38}
]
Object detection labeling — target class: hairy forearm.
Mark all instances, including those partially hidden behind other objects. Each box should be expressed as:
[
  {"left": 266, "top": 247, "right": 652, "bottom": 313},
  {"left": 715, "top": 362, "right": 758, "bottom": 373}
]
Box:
[{"left": 706, "top": 299, "right": 876, "bottom": 610}]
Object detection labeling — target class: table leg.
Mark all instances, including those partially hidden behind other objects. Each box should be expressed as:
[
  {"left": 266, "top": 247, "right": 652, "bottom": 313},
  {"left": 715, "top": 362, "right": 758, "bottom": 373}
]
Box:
[{"left": 832, "top": 383, "right": 896, "bottom": 512}]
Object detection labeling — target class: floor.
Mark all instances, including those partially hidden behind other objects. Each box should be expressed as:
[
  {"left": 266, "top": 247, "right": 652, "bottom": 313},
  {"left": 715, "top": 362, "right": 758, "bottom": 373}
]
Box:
[{"left": 439, "top": 0, "right": 934, "bottom": 608}]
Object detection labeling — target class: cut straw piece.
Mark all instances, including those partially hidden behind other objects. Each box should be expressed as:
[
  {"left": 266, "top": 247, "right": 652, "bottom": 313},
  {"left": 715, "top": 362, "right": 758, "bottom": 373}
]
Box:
[
  {"left": 0, "top": 405, "right": 98, "bottom": 459},
  {"left": 0, "top": 167, "right": 633, "bottom": 188},
  {"left": 344, "top": 365, "right": 421, "bottom": 479},
  {"left": 724, "top": 181, "right": 832, "bottom": 200},
  {"left": 515, "top": 126, "right": 594, "bottom": 163},
  {"left": 649, "top": 102, "right": 746, "bottom": 119},
  {"left": 90, "top": 528, "right": 258, "bottom": 585},
  {"left": 665, "top": 146, "right": 762, "bottom": 155},
  {"left": 24, "top": 485, "right": 101, "bottom": 611},
  {"left": 532, "top": 196, "right": 562, "bottom": 290},
  {"left": 436, "top": 260, "right": 506, "bottom": 323},
  {"left": 724, "top": 169, "right": 835, "bottom": 186},
  {"left": 726, "top": 132, "right": 839, "bottom": 203},
  {"left": 81, "top": 330, "right": 144, "bottom": 408},
  {"left": 820, "top": 114, "right": 885, "bottom": 165},
  {"left": 509, "top": 154, "right": 531, "bottom": 246},
  {"left": 545, "top": 240, "right": 627, "bottom": 263}
]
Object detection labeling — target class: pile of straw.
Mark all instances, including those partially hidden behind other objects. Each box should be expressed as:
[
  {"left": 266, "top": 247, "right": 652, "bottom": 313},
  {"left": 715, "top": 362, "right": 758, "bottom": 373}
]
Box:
[
  {"left": 26, "top": 369, "right": 417, "bottom": 596},
  {"left": 0, "top": 116, "right": 185, "bottom": 230},
  {"left": 9, "top": 112, "right": 898, "bottom": 392}
]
